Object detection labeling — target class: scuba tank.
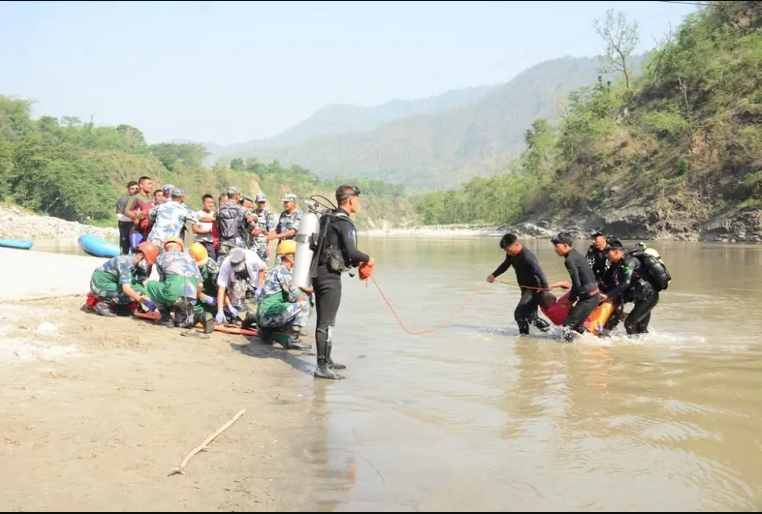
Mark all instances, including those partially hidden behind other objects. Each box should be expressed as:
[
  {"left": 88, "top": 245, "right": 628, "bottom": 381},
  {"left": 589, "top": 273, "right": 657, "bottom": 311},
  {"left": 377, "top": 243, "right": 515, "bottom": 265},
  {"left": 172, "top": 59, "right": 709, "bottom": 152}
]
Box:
[
  {"left": 629, "top": 243, "right": 672, "bottom": 291},
  {"left": 292, "top": 211, "right": 321, "bottom": 289}
]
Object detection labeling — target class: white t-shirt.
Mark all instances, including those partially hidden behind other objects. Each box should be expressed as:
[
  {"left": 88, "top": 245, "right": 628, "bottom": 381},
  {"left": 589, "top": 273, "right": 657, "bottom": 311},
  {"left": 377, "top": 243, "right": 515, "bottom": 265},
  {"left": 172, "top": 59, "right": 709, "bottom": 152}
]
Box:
[
  {"left": 217, "top": 249, "right": 266, "bottom": 290},
  {"left": 194, "top": 210, "right": 214, "bottom": 243}
]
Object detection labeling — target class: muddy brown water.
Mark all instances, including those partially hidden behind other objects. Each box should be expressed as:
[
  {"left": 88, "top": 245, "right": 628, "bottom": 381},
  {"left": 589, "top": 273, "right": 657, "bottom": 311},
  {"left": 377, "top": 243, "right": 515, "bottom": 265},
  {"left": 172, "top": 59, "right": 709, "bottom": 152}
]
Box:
[{"left": 35, "top": 237, "right": 762, "bottom": 511}]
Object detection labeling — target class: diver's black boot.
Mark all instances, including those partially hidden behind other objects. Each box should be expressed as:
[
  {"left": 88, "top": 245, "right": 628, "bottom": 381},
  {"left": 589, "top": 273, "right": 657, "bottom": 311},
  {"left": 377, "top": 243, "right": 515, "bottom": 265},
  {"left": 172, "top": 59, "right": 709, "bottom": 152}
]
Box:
[
  {"left": 314, "top": 356, "right": 345, "bottom": 380},
  {"left": 94, "top": 302, "right": 116, "bottom": 317},
  {"left": 194, "top": 312, "right": 214, "bottom": 334},
  {"left": 326, "top": 341, "right": 346, "bottom": 370},
  {"left": 534, "top": 318, "right": 551, "bottom": 333},
  {"left": 283, "top": 329, "right": 311, "bottom": 351},
  {"left": 516, "top": 319, "right": 530, "bottom": 336},
  {"left": 157, "top": 309, "right": 174, "bottom": 328}
]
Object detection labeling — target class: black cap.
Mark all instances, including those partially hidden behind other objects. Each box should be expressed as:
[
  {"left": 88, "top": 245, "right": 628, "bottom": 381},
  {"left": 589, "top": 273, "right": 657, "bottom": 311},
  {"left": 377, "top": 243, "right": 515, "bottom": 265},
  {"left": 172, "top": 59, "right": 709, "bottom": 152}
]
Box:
[{"left": 590, "top": 228, "right": 605, "bottom": 238}]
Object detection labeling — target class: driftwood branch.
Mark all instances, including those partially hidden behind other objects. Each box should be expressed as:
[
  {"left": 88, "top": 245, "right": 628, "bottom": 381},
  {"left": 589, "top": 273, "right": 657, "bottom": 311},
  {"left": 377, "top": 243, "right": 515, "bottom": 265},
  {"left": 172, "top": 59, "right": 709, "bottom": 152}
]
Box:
[
  {"left": 20, "top": 292, "right": 85, "bottom": 302},
  {"left": 169, "top": 409, "right": 246, "bottom": 476}
]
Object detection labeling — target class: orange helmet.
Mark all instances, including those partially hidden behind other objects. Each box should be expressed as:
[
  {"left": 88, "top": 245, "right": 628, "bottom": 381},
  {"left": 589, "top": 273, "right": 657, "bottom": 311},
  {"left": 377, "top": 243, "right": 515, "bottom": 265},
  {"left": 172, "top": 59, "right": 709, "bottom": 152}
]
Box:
[
  {"left": 188, "top": 242, "right": 209, "bottom": 266},
  {"left": 137, "top": 241, "right": 159, "bottom": 265},
  {"left": 162, "top": 236, "right": 184, "bottom": 252}
]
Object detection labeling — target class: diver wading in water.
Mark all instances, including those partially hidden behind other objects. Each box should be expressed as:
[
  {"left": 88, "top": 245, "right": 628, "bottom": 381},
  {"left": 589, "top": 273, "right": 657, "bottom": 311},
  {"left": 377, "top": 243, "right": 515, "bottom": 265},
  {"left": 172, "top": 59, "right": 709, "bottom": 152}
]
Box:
[
  {"left": 291, "top": 185, "right": 374, "bottom": 380},
  {"left": 487, "top": 234, "right": 551, "bottom": 335}
]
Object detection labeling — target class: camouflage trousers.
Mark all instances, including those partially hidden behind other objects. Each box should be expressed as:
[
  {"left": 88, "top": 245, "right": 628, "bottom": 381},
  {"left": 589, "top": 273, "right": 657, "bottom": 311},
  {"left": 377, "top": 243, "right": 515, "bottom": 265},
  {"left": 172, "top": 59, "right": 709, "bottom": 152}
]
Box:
[
  {"left": 218, "top": 238, "right": 245, "bottom": 262},
  {"left": 257, "top": 299, "right": 309, "bottom": 330}
]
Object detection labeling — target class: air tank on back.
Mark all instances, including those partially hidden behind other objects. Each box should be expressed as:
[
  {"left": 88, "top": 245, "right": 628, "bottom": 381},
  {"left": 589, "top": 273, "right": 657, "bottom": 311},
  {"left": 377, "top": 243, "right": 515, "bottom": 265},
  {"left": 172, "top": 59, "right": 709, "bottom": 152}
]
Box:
[{"left": 292, "top": 211, "right": 321, "bottom": 289}]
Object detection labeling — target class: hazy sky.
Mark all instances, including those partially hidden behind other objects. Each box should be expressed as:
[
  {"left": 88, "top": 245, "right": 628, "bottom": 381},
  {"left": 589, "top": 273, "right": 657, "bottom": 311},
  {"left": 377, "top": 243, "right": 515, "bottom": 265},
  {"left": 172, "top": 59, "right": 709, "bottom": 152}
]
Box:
[{"left": 0, "top": 1, "right": 696, "bottom": 146}]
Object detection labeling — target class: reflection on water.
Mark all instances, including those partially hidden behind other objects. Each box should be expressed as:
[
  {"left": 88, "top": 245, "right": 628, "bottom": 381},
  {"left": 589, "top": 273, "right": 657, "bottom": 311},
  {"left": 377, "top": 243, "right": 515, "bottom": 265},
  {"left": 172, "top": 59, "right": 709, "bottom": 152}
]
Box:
[{"left": 301, "top": 237, "right": 762, "bottom": 511}]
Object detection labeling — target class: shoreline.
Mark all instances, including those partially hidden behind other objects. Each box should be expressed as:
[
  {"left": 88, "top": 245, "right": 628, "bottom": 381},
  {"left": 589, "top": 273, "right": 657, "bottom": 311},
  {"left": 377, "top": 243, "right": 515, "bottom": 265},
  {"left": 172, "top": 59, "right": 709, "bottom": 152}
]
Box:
[
  {"left": 0, "top": 248, "right": 321, "bottom": 511},
  {"left": 2, "top": 204, "right": 759, "bottom": 245}
]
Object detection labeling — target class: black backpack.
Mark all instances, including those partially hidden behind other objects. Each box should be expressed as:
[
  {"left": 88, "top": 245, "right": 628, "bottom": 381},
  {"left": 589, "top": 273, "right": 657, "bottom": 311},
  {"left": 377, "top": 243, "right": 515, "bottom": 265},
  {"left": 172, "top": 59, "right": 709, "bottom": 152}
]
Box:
[
  {"left": 629, "top": 249, "right": 671, "bottom": 291},
  {"left": 217, "top": 203, "right": 241, "bottom": 240}
]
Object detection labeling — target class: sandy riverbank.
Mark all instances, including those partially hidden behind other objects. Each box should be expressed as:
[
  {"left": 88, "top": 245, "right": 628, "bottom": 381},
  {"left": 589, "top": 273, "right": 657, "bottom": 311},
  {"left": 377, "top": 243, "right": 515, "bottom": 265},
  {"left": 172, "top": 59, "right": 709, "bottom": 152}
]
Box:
[{"left": 0, "top": 248, "right": 323, "bottom": 511}]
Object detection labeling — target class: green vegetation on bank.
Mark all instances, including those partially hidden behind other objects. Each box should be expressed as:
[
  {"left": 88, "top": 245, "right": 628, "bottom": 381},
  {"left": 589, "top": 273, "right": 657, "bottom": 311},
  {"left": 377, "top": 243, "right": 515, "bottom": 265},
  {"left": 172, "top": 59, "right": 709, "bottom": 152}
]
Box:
[
  {"left": 0, "top": 98, "right": 418, "bottom": 229},
  {"left": 416, "top": 1, "right": 762, "bottom": 226}
]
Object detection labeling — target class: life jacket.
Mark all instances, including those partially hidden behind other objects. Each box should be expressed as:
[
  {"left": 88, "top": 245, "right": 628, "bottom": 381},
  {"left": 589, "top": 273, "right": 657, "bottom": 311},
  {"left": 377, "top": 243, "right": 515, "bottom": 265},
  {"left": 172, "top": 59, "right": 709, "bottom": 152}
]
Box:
[
  {"left": 217, "top": 202, "right": 242, "bottom": 240},
  {"left": 628, "top": 249, "right": 671, "bottom": 291}
]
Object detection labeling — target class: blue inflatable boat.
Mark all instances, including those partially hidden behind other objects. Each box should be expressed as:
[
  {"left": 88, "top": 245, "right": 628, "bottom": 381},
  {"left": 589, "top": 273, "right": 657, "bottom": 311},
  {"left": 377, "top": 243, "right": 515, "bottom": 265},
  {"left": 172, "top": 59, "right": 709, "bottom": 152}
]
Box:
[
  {"left": 78, "top": 234, "right": 120, "bottom": 258},
  {"left": 0, "top": 238, "right": 33, "bottom": 250}
]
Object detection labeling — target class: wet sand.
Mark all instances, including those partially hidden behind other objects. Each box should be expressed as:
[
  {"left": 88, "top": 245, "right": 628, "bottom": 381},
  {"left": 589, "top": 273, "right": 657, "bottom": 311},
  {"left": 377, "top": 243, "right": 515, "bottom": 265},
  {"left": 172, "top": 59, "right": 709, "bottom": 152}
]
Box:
[{"left": 0, "top": 248, "right": 318, "bottom": 511}]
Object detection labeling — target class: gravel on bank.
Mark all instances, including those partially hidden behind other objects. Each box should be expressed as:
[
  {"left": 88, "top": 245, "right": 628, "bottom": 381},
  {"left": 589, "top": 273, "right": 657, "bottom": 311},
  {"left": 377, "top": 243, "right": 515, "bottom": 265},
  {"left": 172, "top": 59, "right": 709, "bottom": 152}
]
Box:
[{"left": 0, "top": 207, "right": 118, "bottom": 241}]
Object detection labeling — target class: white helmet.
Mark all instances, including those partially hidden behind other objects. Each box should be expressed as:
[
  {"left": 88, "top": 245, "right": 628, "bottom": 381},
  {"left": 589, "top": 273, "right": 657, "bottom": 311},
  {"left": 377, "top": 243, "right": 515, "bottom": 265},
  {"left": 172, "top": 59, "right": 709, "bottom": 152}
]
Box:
[{"left": 644, "top": 247, "right": 661, "bottom": 259}]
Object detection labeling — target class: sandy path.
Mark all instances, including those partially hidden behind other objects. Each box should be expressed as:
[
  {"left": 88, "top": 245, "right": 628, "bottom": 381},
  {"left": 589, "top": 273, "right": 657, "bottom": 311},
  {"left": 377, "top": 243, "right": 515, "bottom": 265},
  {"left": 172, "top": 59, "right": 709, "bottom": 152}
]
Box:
[{"left": 0, "top": 249, "right": 324, "bottom": 511}]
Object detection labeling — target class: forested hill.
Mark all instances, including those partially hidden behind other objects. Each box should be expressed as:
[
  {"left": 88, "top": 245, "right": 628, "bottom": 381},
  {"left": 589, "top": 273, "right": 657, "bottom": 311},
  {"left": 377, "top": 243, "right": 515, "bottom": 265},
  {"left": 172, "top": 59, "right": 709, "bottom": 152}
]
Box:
[
  {"left": 225, "top": 55, "right": 637, "bottom": 190},
  {"left": 416, "top": 1, "right": 762, "bottom": 242},
  {"left": 0, "top": 97, "right": 418, "bottom": 230}
]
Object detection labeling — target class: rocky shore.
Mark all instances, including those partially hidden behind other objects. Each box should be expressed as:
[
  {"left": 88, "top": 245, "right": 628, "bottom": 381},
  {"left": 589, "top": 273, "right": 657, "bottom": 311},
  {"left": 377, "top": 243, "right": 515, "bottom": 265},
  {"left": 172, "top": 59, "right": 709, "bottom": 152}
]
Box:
[
  {"left": 503, "top": 207, "right": 762, "bottom": 243},
  {"left": 0, "top": 207, "right": 119, "bottom": 241}
]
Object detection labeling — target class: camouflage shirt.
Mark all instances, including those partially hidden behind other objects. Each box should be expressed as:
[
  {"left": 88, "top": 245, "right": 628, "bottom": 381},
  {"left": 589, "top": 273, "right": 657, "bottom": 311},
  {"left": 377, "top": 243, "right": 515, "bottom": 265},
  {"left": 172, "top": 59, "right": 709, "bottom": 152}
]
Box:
[
  {"left": 275, "top": 209, "right": 302, "bottom": 240},
  {"left": 199, "top": 258, "right": 219, "bottom": 297},
  {"left": 97, "top": 255, "right": 136, "bottom": 286},
  {"left": 253, "top": 208, "right": 276, "bottom": 246},
  {"left": 147, "top": 200, "right": 199, "bottom": 243},
  {"left": 261, "top": 265, "right": 299, "bottom": 302},
  {"left": 156, "top": 251, "right": 203, "bottom": 281}
]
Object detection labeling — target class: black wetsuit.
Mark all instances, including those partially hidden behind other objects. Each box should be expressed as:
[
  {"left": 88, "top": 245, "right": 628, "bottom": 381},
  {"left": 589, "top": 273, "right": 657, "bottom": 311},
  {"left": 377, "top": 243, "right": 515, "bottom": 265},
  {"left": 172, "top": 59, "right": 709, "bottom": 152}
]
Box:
[
  {"left": 491, "top": 247, "right": 550, "bottom": 335},
  {"left": 623, "top": 252, "right": 660, "bottom": 335},
  {"left": 586, "top": 244, "right": 610, "bottom": 287},
  {"left": 562, "top": 248, "right": 600, "bottom": 339},
  {"left": 313, "top": 208, "right": 370, "bottom": 376},
  {"left": 600, "top": 255, "right": 639, "bottom": 331}
]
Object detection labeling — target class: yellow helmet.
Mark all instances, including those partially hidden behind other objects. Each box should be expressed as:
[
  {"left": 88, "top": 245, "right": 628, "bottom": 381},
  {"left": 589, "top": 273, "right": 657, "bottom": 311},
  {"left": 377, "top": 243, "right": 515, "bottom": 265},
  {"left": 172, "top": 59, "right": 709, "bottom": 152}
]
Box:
[
  {"left": 188, "top": 242, "right": 209, "bottom": 266},
  {"left": 277, "top": 240, "right": 297, "bottom": 255},
  {"left": 163, "top": 236, "right": 184, "bottom": 252}
]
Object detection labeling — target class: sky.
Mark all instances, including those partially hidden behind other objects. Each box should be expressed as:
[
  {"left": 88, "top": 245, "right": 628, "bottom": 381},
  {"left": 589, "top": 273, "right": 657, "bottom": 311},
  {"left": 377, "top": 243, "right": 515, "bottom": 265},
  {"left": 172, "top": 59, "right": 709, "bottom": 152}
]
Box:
[{"left": 0, "top": 1, "right": 698, "bottom": 146}]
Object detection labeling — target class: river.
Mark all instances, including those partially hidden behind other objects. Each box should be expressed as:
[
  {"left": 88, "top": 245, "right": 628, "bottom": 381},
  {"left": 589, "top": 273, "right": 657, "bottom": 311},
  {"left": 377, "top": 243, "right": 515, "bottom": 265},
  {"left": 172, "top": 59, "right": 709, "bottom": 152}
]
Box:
[
  {"left": 33, "top": 236, "right": 762, "bottom": 510},
  {"left": 297, "top": 237, "right": 762, "bottom": 511}
]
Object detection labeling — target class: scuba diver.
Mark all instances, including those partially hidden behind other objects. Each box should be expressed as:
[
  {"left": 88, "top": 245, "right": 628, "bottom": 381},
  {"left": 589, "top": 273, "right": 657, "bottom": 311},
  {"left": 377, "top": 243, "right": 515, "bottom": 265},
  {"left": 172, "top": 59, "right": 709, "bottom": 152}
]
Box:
[
  {"left": 291, "top": 185, "right": 374, "bottom": 380},
  {"left": 548, "top": 232, "right": 601, "bottom": 342},
  {"left": 621, "top": 242, "right": 671, "bottom": 335},
  {"left": 486, "top": 234, "right": 551, "bottom": 335},
  {"left": 598, "top": 239, "right": 640, "bottom": 333}
]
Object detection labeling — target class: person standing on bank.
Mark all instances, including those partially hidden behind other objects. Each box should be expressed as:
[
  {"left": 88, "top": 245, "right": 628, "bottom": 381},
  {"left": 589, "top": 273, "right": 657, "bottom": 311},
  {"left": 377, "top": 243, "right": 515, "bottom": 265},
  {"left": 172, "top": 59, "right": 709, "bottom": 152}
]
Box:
[
  {"left": 117, "top": 181, "right": 139, "bottom": 255},
  {"left": 548, "top": 232, "right": 601, "bottom": 342},
  {"left": 312, "top": 185, "right": 374, "bottom": 380},
  {"left": 486, "top": 234, "right": 551, "bottom": 335},
  {"left": 270, "top": 193, "right": 302, "bottom": 265}
]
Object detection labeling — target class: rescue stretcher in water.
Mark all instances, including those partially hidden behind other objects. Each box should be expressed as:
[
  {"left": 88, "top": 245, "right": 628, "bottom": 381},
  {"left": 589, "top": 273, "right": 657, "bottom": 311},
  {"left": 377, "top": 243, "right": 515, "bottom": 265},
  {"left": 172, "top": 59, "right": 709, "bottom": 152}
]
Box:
[{"left": 540, "top": 291, "right": 616, "bottom": 336}]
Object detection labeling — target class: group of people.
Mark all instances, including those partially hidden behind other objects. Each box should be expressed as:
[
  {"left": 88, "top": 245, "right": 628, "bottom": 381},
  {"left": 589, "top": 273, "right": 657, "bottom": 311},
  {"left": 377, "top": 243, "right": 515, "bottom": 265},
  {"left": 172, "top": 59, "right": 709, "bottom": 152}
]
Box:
[
  {"left": 95, "top": 180, "right": 375, "bottom": 380},
  {"left": 487, "top": 229, "right": 671, "bottom": 342}
]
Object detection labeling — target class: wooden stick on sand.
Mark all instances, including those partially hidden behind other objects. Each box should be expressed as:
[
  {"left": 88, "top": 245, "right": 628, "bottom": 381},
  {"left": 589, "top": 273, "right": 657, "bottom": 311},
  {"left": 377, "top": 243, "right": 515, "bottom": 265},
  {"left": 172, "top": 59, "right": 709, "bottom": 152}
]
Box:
[
  {"left": 169, "top": 409, "right": 246, "bottom": 477},
  {"left": 20, "top": 293, "right": 85, "bottom": 302}
]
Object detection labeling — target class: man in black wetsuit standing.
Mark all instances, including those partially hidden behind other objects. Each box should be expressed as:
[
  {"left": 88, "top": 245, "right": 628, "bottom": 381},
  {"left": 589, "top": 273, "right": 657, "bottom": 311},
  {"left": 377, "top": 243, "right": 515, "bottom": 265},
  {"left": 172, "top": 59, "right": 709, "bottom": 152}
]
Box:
[
  {"left": 586, "top": 229, "right": 610, "bottom": 287},
  {"left": 312, "top": 185, "right": 374, "bottom": 380},
  {"left": 487, "top": 234, "right": 551, "bottom": 335},
  {"left": 548, "top": 232, "right": 601, "bottom": 342}
]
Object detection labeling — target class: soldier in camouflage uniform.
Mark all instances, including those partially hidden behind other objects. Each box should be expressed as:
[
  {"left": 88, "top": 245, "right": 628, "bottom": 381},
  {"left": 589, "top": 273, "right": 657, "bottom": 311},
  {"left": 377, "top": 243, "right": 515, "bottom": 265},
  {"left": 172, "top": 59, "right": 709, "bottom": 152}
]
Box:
[
  {"left": 216, "top": 186, "right": 256, "bottom": 261},
  {"left": 189, "top": 243, "right": 220, "bottom": 316},
  {"left": 89, "top": 241, "right": 159, "bottom": 317},
  {"left": 250, "top": 192, "right": 276, "bottom": 264},
  {"left": 145, "top": 237, "right": 213, "bottom": 333},
  {"left": 255, "top": 240, "right": 311, "bottom": 351},
  {"left": 146, "top": 188, "right": 203, "bottom": 249},
  {"left": 272, "top": 193, "right": 302, "bottom": 266}
]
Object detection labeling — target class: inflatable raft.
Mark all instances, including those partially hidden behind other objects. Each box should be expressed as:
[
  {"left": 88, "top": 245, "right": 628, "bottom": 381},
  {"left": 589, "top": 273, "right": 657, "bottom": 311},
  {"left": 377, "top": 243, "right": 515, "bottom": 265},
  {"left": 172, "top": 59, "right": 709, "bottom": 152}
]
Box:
[
  {"left": 0, "top": 238, "right": 33, "bottom": 250},
  {"left": 78, "top": 234, "right": 120, "bottom": 258}
]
